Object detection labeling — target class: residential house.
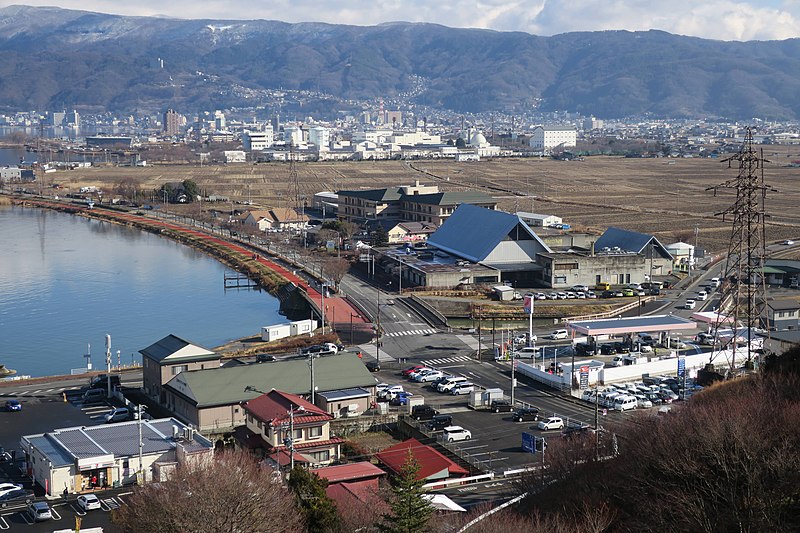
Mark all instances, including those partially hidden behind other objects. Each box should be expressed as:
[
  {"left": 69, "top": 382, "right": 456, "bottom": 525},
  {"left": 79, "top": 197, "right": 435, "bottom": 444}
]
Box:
[
  {"left": 139, "top": 334, "right": 220, "bottom": 405},
  {"left": 313, "top": 462, "right": 388, "bottom": 514},
  {"left": 767, "top": 300, "right": 800, "bottom": 331},
  {"left": 242, "top": 390, "right": 342, "bottom": 466},
  {"left": 387, "top": 221, "right": 438, "bottom": 244},
  {"left": 375, "top": 438, "right": 468, "bottom": 482}
]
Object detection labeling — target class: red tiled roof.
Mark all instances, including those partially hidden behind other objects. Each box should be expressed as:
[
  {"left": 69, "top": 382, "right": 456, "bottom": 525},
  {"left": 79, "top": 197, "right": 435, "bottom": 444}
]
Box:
[
  {"left": 293, "top": 437, "right": 344, "bottom": 451},
  {"left": 375, "top": 438, "right": 469, "bottom": 481},
  {"left": 313, "top": 462, "right": 386, "bottom": 484},
  {"left": 243, "top": 389, "right": 332, "bottom": 426},
  {"left": 269, "top": 448, "right": 311, "bottom": 467},
  {"left": 326, "top": 480, "right": 387, "bottom": 509}
]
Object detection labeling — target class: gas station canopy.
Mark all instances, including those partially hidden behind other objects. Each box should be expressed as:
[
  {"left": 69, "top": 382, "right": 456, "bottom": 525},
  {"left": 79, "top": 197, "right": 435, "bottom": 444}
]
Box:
[{"left": 568, "top": 314, "right": 697, "bottom": 336}]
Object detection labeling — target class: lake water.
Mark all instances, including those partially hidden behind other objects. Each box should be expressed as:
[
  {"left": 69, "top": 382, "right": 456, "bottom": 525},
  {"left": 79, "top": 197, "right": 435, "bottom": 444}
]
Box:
[{"left": 0, "top": 205, "right": 284, "bottom": 378}]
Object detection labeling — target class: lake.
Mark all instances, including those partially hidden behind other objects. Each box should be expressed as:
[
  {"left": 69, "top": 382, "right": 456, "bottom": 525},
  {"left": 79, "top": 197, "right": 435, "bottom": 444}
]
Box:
[{"left": 0, "top": 205, "right": 284, "bottom": 377}]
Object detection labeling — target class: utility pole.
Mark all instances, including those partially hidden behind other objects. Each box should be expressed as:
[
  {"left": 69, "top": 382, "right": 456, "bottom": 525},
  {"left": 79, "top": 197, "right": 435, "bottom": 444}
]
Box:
[
  {"left": 511, "top": 358, "right": 516, "bottom": 405},
  {"left": 376, "top": 288, "right": 381, "bottom": 361},
  {"left": 309, "top": 354, "right": 316, "bottom": 404},
  {"left": 138, "top": 404, "right": 146, "bottom": 484},
  {"left": 476, "top": 305, "right": 482, "bottom": 362},
  {"left": 594, "top": 386, "right": 600, "bottom": 460},
  {"left": 320, "top": 282, "right": 326, "bottom": 336},
  {"left": 105, "top": 334, "right": 112, "bottom": 399}
]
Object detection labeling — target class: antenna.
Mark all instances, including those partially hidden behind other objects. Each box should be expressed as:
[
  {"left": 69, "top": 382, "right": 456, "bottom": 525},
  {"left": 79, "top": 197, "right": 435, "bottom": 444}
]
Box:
[{"left": 706, "top": 127, "right": 776, "bottom": 372}]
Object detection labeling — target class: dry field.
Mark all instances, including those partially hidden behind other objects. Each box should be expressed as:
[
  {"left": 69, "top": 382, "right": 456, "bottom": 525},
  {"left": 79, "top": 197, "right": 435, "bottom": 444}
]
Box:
[{"left": 42, "top": 145, "right": 800, "bottom": 253}]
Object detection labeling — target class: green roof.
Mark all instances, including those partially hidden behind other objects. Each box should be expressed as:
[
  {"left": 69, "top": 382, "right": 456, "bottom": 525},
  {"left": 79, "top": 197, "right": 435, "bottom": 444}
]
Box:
[
  {"left": 165, "top": 353, "right": 378, "bottom": 408},
  {"left": 757, "top": 266, "right": 788, "bottom": 274}
]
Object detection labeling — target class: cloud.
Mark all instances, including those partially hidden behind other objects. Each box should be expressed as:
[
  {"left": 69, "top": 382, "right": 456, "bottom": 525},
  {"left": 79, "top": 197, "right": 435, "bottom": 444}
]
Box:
[{"left": 3, "top": 0, "right": 799, "bottom": 40}]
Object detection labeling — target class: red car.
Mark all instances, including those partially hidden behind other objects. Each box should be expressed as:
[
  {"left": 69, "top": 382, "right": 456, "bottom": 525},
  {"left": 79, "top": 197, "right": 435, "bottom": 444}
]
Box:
[{"left": 401, "top": 365, "right": 425, "bottom": 377}]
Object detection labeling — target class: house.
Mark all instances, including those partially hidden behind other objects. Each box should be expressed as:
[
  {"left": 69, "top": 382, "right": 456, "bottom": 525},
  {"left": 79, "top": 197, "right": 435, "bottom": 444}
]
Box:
[
  {"left": 375, "top": 438, "right": 468, "bottom": 482},
  {"left": 241, "top": 390, "right": 342, "bottom": 466},
  {"left": 387, "top": 221, "right": 438, "bottom": 244},
  {"left": 315, "top": 388, "right": 372, "bottom": 418},
  {"left": 767, "top": 300, "right": 800, "bottom": 331},
  {"left": 139, "top": 334, "right": 220, "bottom": 405},
  {"left": 313, "top": 462, "right": 389, "bottom": 520},
  {"left": 592, "top": 227, "right": 674, "bottom": 279},
  {"left": 268, "top": 208, "right": 310, "bottom": 231},
  {"left": 517, "top": 212, "right": 563, "bottom": 228},
  {"left": 401, "top": 191, "right": 497, "bottom": 226},
  {"left": 20, "top": 418, "right": 213, "bottom": 496},
  {"left": 242, "top": 210, "right": 274, "bottom": 232},
  {"left": 162, "top": 353, "right": 378, "bottom": 433},
  {"left": 666, "top": 241, "right": 695, "bottom": 269}
]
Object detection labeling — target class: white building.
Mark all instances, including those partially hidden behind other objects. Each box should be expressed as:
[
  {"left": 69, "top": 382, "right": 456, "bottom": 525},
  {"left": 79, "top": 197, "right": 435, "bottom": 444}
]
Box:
[
  {"left": 308, "top": 126, "right": 330, "bottom": 152},
  {"left": 389, "top": 131, "right": 442, "bottom": 146},
  {"left": 223, "top": 150, "right": 246, "bottom": 163},
  {"left": 529, "top": 126, "right": 577, "bottom": 151},
  {"left": 517, "top": 212, "right": 562, "bottom": 228},
  {"left": 21, "top": 418, "right": 213, "bottom": 495},
  {"left": 242, "top": 128, "right": 274, "bottom": 151},
  {"left": 353, "top": 128, "right": 393, "bottom": 144},
  {"left": 284, "top": 125, "right": 304, "bottom": 146}
]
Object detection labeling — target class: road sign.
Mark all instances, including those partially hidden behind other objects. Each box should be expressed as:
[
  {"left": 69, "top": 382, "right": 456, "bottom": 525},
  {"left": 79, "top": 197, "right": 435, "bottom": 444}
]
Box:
[
  {"left": 521, "top": 432, "right": 536, "bottom": 454},
  {"left": 677, "top": 355, "right": 686, "bottom": 378},
  {"left": 579, "top": 365, "right": 590, "bottom": 390}
]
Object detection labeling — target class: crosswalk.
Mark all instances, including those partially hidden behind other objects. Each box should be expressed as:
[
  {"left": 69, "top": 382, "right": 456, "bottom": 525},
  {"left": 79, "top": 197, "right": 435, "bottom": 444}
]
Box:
[
  {"left": 421, "top": 355, "right": 473, "bottom": 366},
  {"left": 384, "top": 328, "right": 437, "bottom": 338}
]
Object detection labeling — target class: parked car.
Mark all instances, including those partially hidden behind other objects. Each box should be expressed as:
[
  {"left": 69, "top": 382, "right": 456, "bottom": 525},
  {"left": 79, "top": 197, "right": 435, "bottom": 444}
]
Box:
[
  {"left": 634, "top": 395, "right": 653, "bottom": 408},
  {"left": 609, "top": 356, "right": 624, "bottom": 367},
  {"left": 77, "top": 494, "right": 101, "bottom": 512},
  {"left": 572, "top": 285, "right": 589, "bottom": 292},
  {"left": 575, "top": 343, "right": 596, "bottom": 357},
  {"left": 612, "top": 341, "right": 630, "bottom": 354},
  {"left": 26, "top": 501, "right": 52, "bottom": 522},
  {"left": 256, "top": 354, "right": 276, "bottom": 363},
  {"left": 696, "top": 332, "right": 715, "bottom": 345},
  {"left": 601, "top": 290, "right": 616, "bottom": 298},
  {"left": 646, "top": 393, "right": 664, "bottom": 406},
  {"left": 82, "top": 388, "right": 107, "bottom": 404},
  {"left": 537, "top": 417, "right": 565, "bottom": 431},
  {"left": 390, "top": 392, "right": 414, "bottom": 406},
  {"left": 450, "top": 382, "right": 475, "bottom": 395},
  {"left": 586, "top": 291, "right": 597, "bottom": 299},
  {"left": 621, "top": 288, "right": 635, "bottom": 297},
  {"left": 103, "top": 407, "right": 131, "bottom": 423},
  {"left": 428, "top": 375, "right": 454, "bottom": 390},
  {"left": 0, "top": 489, "right": 33, "bottom": 508},
  {"left": 401, "top": 365, "right": 426, "bottom": 377},
  {"left": 512, "top": 407, "right": 540, "bottom": 422},
  {"left": 375, "top": 383, "right": 390, "bottom": 394},
  {"left": 378, "top": 385, "right": 404, "bottom": 400},
  {"left": 490, "top": 400, "right": 513, "bottom": 413},
  {"left": 4, "top": 400, "right": 21, "bottom": 412},
  {"left": 407, "top": 368, "right": 433, "bottom": 380},
  {"left": 89, "top": 374, "right": 121, "bottom": 390},
  {"left": 599, "top": 344, "right": 617, "bottom": 356},
  {"left": 411, "top": 405, "right": 438, "bottom": 421},
  {"left": 442, "top": 426, "right": 472, "bottom": 442},
  {"left": 534, "top": 292, "right": 547, "bottom": 300},
  {"left": 548, "top": 329, "right": 569, "bottom": 340},
  {"left": 438, "top": 376, "right": 468, "bottom": 393},
  {"left": 0, "top": 484, "right": 23, "bottom": 500},
  {"left": 416, "top": 370, "right": 444, "bottom": 383},
  {"left": 365, "top": 360, "right": 381, "bottom": 372},
  {"left": 426, "top": 414, "right": 453, "bottom": 431}
]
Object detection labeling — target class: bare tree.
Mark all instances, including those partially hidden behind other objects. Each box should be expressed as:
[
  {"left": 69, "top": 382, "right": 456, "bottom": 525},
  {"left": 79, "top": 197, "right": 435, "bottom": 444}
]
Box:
[
  {"left": 112, "top": 449, "right": 302, "bottom": 533},
  {"left": 322, "top": 257, "right": 350, "bottom": 288}
]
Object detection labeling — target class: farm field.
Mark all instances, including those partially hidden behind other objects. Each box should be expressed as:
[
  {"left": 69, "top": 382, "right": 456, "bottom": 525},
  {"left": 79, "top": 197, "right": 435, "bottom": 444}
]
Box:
[{"left": 36, "top": 145, "right": 800, "bottom": 254}]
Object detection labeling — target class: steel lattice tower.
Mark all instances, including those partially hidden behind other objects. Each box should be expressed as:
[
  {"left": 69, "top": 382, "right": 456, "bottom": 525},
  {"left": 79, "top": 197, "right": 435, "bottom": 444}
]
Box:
[
  {"left": 707, "top": 127, "right": 775, "bottom": 371},
  {"left": 288, "top": 141, "right": 302, "bottom": 213}
]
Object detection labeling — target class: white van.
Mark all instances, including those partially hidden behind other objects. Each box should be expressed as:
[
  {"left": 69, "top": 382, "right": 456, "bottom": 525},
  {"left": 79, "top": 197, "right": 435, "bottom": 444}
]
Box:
[
  {"left": 613, "top": 395, "right": 637, "bottom": 411},
  {"left": 601, "top": 391, "right": 621, "bottom": 408},
  {"left": 437, "top": 376, "right": 467, "bottom": 393},
  {"left": 450, "top": 382, "right": 475, "bottom": 395},
  {"left": 515, "top": 346, "right": 539, "bottom": 359},
  {"left": 548, "top": 329, "right": 569, "bottom": 340}
]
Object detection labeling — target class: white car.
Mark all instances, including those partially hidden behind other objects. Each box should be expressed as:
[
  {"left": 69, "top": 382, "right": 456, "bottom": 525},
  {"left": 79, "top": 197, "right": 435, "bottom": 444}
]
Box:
[
  {"left": 0, "top": 483, "right": 22, "bottom": 498},
  {"left": 696, "top": 291, "right": 708, "bottom": 301},
  {"left": 586, "top": 291, "right": 597, "bottom": 299},
  {"left": 684, "top": 299, "right": 696, "bottom": 310},
  {"left": 576, "top": 291, "right": 586, "bottom": 299},
  {"left": 77, "top": 494, "right": 101, "bottom": 511},
  {"left": 534, "top": 292, "right": 547, "bottom": 300},
  {"left": 548, "top": 330, "right": 569, "bottom": 340},
  {"left": 572, "top": 285, "right": 589, "bottom": 292},
  {"left": 416, "top": 370, "right": 444, "bottom": 383},
  {"left": 407, "top": 368, "right": 432, "bottom": 380},
  {"left": 537, "top": 417, "right": 564, "bottom": 431},
  {"left": 782, "top": 240, "right": 795, "bottom": 245},
  {"left": 442, "top": 426, "right": 472, "bottom": 442},
  {"left": 375, "top": 383, "right": 390, "bottom": 393},
  {"left": 635, "top": 395, "right": 653, "bottom": 408},
  {"left": 378, "top": 385, "right": 404, "bottom": 399}
]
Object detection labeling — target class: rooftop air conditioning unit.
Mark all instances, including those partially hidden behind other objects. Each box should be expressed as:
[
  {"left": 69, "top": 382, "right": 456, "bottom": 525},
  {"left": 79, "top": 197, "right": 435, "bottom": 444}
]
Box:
[{"left": 172, "top": 425, "right": 180, "bottom": 440}]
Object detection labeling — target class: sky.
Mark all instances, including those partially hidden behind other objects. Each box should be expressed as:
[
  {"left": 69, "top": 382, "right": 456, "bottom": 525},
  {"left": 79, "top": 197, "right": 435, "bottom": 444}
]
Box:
[{"left": 3, "top": 0, "right": 800, "bottom": 41}]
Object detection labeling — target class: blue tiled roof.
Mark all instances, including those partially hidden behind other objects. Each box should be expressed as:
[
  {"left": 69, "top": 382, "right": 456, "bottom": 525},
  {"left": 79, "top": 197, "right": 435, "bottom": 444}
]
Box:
[
  {"left": 428, "top": 204, "right": 551, "bottom": 262},
  {"left": 594, "top": 227, "right": 672, "bottom": 259}
]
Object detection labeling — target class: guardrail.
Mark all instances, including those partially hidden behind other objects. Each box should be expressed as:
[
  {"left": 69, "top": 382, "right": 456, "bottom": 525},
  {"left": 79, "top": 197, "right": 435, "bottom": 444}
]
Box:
[
  {"left": 564, "top": 295, "right": 655, "bottom": 322},
  {"left": 407, "top": 294, "right": 449, "bottom": 328}
]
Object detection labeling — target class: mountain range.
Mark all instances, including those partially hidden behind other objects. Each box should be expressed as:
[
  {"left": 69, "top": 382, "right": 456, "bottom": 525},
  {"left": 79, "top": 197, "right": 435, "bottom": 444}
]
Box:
[{"left": 1, "top": 5, "right": 799, "bottom": 120}]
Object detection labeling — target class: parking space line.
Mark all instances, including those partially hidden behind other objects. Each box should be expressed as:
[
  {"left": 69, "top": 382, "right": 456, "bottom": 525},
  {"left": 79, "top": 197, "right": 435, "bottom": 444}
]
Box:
[
  {"left": 71, "top": 504, "right": 86, "bottom": 516},
  {"left": 51, "top": 507, "right": 62, "bottom": 520},
  {"left": 0, "top": 516, "right": 8, "bottom": 530}
]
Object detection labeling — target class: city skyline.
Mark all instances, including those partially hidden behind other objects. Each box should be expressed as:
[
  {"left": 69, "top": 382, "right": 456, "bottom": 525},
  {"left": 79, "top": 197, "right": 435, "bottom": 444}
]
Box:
[{"left": 1, "top": 0, "right": 799, "bottom": 42}]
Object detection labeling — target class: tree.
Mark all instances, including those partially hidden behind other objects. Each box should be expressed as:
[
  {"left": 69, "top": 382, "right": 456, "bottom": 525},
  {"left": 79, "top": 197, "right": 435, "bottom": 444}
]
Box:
[
  {"left": 380, "top": 451, "right": 433, "bottom": 533},
  {"left": 287, "top": 465, "right": 342, "bottom": 533},
  {"left": 182, "top": 179, "right": 200, "bottom": 202},
  {"left": 455, "top": 137, "right": 466, "bottom": 149},
  {"left": 115, "top": 177, "right": 141, "bottom": 204},
  {"left": 373, "top": 224, "right": 389, "bottom": 247},
  {"left": 113, "top": 449, "right": 302, "bottom": 533},
  {"left": 322, "top": 257, "right": 350, "bottom": 288}
]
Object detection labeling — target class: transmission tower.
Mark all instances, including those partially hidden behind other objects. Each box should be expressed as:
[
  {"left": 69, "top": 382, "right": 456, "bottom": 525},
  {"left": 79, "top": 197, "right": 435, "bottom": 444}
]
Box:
[{"left": 707, "top": 127, "right": 775, "bottom": 371}]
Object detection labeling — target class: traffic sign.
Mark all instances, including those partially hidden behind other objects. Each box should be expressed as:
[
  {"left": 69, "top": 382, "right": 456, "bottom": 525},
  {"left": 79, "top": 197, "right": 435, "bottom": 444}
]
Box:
[
  {"left": 677, "top": 355, "right": 686, "bottom": 378},
  {"left": 521, "top": 432, "right": 535, "bottom": 454}
]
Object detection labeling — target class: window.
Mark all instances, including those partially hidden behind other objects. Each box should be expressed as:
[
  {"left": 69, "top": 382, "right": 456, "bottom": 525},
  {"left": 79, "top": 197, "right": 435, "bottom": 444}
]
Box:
[
  {"left": 294, "top": 428, "right": 303, "bottom": 440},
  {"left": 596, "top": 275, "right": 601, "bottom": 284},
  {"left": 171, "top": 365, "right": 188, "bottom": 376},
  {"left": 626, "top": 274, "right": 631, "bottom": 284},
  {"left": 555, "top": 276, "right": 567, "bottom": 284},
  {"left": 618, "top": 274, "right": 625, "bottom": 284},
  {"left": 308, "top": 426, "right": 323, "bottom": 438},
  {"left": 310, "top": 450, "right": 330, "bottom": 462}
]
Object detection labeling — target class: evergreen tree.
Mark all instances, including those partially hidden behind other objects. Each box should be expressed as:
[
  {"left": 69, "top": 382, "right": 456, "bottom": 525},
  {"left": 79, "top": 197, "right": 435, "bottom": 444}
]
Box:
[
  {"left": 380, "top": 451, "right": 434, "bottom": 533},
  {"left": 287, "top": 466, "right": 342, "bottom": 533},
  {"left": 373, "top": 224, "right": 389, "bottom": 246}
]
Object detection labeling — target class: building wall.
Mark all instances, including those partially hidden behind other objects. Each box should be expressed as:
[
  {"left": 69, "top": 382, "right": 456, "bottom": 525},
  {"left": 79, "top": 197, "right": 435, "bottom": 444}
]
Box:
[
  {"left": 484, "top": 239, "right": 546, "bottom": 264},
  {"left": 243, "top": 129, "right": 274, "bottom": 151},
  {"left": 196, "top": 403, "right": 245, "bottom": 432},
  {"left": 317, "top": 396, "right": 371, "bottom": 418},
  {"left": 145, "top": 357, "right": 220, "bottom": 404},
  {"left": 529, "top": 128, "right": 577, "bottom": 150},
  {"left": 539, "top": 253, "right": 667, "bottom": 288}
]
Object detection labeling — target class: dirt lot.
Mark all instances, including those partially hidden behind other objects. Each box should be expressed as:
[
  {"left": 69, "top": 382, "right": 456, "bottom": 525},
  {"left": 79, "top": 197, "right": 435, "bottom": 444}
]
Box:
[{"left": 39, "top": 145, "right": 800, "bottom": 253}]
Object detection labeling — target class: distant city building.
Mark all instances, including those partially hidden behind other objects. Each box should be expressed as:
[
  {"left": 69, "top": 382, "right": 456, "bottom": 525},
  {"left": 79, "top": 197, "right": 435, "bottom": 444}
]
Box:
[
  {"left": 214, "top": 110, "right": 226, "bottom": 130},
  {"left": 242, "top": 128, "right": 274, "bottom": 151},
  {"left": 308, "top": 126, "right": 330, "bottom": 152},
  {"left": 85, "top": 136, "right": 133, "bottom": 148},
  {"left": 48, "top": 111, "right": 66, "bottom": 126},
  {"left": 284, "top": 125, "right": 304, "bottom": 145},
  {"left": 583, "top": 117, "right": 603, "bottom": 131},
  {"left": 223, "top": 150, "right": 246, "bottom": 163},
  {"left": 529, "top": 126, "right": 577, "bottom": 151},
  {"left": 66, "top": 110, "right": 80, "bottom": 128},
  {"left": 163, "top": 109, "right": 183, "bottom": 136},
  {"left": 381, "top": 110, "right": 402, "bottom": 128}
]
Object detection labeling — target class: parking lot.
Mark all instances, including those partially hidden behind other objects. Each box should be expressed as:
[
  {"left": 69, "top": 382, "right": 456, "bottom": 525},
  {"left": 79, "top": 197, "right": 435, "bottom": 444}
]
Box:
[{"left": 0, "top": 384, "right": 131, "bottom": 532}]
